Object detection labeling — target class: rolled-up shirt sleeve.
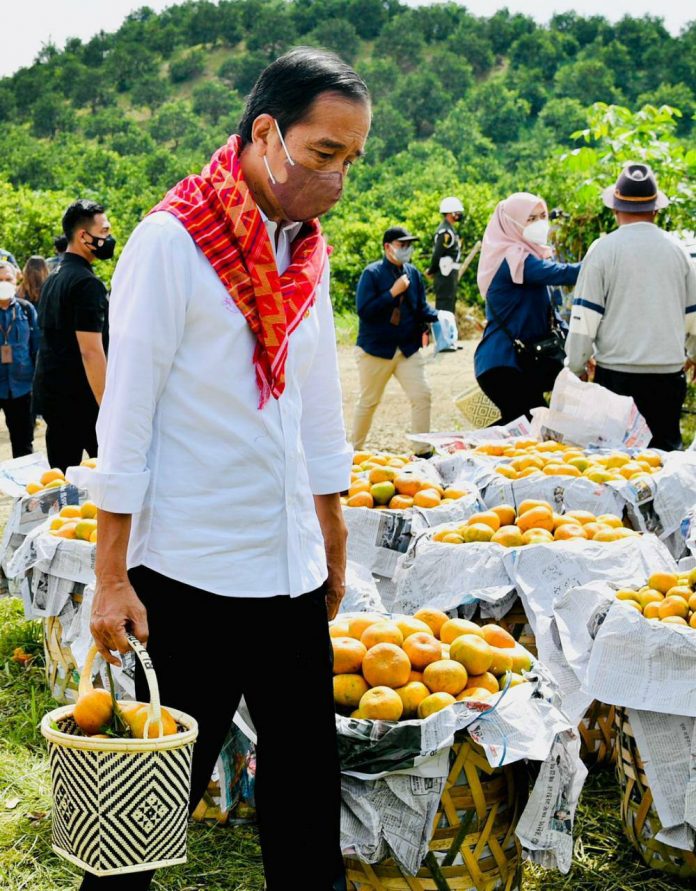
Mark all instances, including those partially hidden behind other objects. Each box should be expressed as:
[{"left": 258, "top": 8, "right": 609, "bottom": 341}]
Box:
[
  {"left": 88, "top": 215, "right": 191, "bottom": 513},
  {"left": 301, "top": 267, "right": 353, "bottom": 495}
]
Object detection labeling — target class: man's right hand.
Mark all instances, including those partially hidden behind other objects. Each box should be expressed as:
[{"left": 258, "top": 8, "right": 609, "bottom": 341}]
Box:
[
  {"left": 90, "top": 576, "right": 149, "bottom": 666},
  {"left": 391, "top": 273, "right": 410, "bottom": 297}
]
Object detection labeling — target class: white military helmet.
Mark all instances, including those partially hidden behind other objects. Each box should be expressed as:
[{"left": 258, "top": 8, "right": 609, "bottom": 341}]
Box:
[{"left": 439, "top": 196, "right": 464, "bottom": 214}]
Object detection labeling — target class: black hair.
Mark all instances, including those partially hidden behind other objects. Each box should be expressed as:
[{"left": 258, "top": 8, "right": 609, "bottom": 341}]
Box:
[
  {"left": 62, "top": 199, "right": 106, "bottom": 242},
  {"left": 53, "top": 234, "right": 68, "bottom": 253},
  {"left": 238, "top": 47, "right": 369, "bottom": 145}
]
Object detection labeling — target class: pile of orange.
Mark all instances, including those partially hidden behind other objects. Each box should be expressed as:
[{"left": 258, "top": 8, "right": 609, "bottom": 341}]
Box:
[
  {"left": 25, "top": 458, "right": 97, "bottom": 496},
  {"left": 331, "top": 609, "right": 531, "bottom": 721},
  {"left": 473, "top": 439, "right": 662, "bottom": 484},
  {"left": 431, "top": 500, "right": 637, "bottom": 547},
  {"left": 343, "top": 467, "right": 467, "bottom": 511},
  {"left": 73, "top": 689, "right": 177, "bottom": 738},
  {"left": 615, "top": 570, "right": 696, "bottom": 630},
  {"left": 49, "top": 501, "right": 98, "bottom": 543}
]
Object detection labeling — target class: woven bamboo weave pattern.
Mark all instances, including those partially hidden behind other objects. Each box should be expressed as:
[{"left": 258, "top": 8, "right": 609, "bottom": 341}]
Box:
[
  {"left": 345, "top": 733, "right": 523, "bottom": 891},
  {"left": 455, "top": 386, "right": 502, "bottom": 430},
  {"left": 615, "top": 707, "right": 696, "bottom": 880},
  {"left": 578, "top": 701, "right": 616, "bottom": 767}
]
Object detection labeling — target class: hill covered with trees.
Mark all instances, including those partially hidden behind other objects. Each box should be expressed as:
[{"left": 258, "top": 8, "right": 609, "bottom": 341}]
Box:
[{"left": 0, "top": 1, "right": 693, "bottom": 309}]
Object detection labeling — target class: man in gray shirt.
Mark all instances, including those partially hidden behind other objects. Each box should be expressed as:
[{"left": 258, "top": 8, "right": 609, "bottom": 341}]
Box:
[{"left": 566, "top": 162, "right": 696, "bottom": 450}]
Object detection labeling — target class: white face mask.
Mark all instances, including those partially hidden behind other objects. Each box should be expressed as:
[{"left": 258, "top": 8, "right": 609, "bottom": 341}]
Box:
[
  {"left": 523, "top": 219, "right": 550, "bottom": 245},
  {"left": 391, "top": 245, "right": 413, "bottom": 264},
  {"left": 0, "top": 281, "right": 15, "bottom": 301}
]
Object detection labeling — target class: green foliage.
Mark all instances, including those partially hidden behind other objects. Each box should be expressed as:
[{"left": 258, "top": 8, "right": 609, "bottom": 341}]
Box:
[{"left": 0, "top": 0, "right": 691, "bottom": 315}]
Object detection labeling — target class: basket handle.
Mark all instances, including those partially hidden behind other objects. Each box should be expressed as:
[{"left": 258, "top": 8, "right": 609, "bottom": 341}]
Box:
[{"left": 79, "top": 634, "right": 164, "bottom": 738}]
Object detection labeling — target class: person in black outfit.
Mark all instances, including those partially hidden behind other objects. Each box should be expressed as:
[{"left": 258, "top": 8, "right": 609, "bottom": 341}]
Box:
[{"left": 33, "top": 200, "right": 113, "bottom": 471}]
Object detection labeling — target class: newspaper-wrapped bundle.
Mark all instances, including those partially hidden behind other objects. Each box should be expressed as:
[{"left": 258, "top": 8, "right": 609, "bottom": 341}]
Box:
[
  {"left": 553, "top": 580, "right": 696, "bottom": 852},
  {"left": 392, "top": 533, "right": 515, "bottom": 618},
  {"left": 530, "top": 368, "right": 652, "bottom": 449},
  {"left": 408, "top": 416, "right": 533, "bottom": 456},
  {"left": 338, "top": 672, "right": 586, "bottom": 875},
  {"left": 0, "top": 453, "right": 84, "bottom": 594},
  {"left": 501, "top": 534, "right": 674, "bottom": 722},
  {"left": 343, "top": 482, "right": 482, "bottom": 582}
]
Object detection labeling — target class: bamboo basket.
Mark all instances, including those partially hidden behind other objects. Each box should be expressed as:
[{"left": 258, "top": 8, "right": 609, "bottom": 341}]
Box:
[
  {"left": 578, "top": 701, "right": 616, "bottom": 767},
  {"left": 615, "top": 707, "right": 696, "bottom": 880},
  {"left": 43, "top": 589, "right": 83, "bottom": 704},
  {"left": 345, "top": 732, "right": 524, "bottom": 891},
  {"left": 42, "top": 634, "right": 198, "bottom": 877}
]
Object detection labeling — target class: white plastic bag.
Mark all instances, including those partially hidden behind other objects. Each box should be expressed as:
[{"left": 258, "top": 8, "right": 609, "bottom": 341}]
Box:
[
  {"left": 530, "top": 368, "right": 651, "bottom": 448},
  {"left": 431, "top": 310, "right": 458, "bottom": 352}
]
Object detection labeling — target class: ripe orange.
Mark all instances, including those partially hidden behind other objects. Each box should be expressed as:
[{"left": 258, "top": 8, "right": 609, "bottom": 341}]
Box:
[
  {"left": 522, "top": 529, "right": 554, "bottom": 544},
  {"left": 479, "top": 624, "right": 516, "bottom": 649},
  {"left": 389, "top": 495, "right": 414, "bottom": 510},
  {"left": 394, "top": 615, "right": 433, "bottom": 639},
  {"left": 554, "top": 524, "right": 587, "bottom": 541},
  {"left": 491, "top": 505, "right": 516, "bottom": 526},
  {"left": 465, "top": 672, "right": 499, "bottom": 694},
  {"left": 347, "top": 615, "right": 382, "bottom": 640},
  {"left": 662, "top": 616, "right": 688, "bottom": 626},
  {"left": 408, "top": 670, "right": 423, "bottom": 683},
  {"left": 394, "top": 475, "right": 423, "bottom": 497},
  {"left": 491, "top": 525, "right": 525, "bottom": 547},
  {"left": 422, "top": 659, "right": 468, "bottom": 695},
  {"left": 369, "top": 467, "right": 396, "bottom": 484},
  {"left": 449, "top": 634, "right": 493, "bottom": 675},
  {"left": 643, "top": 602, "right": 661, "bottom": 619},
  {"left": 347, "top": 492, "right": 374, "bottom": 508},
  {"left": 657, "top": 596, "right": 689, "bottom": 620},
  {"left": 25, "top": 482, "right": 43, "bottom": 494},
  {"left": 456, "top": 687, "right": 492, "bottom": 702},
  {"left": 334, "top": 674, "right": 369, "bottom": 709},
  {"left": 596, "top": 514, "right": 623, "bottom": 528},
  {"left": 516, "top": 506, "right": 554, "bottom": 532},
  {"left": 394, "top": 681, "right": 430, "bottom": 718},
  {"left": 59, "top": 505, "right": 81, "bottom": 519},
  {"left": 466, "top": 511, "right": 501, "bottom": 532},
  {"left": 509, "top": 646, "right": 532, "bottom": 674},
  {"left": 40, "top": 468, "right": 66, "bottom": 487},
  {"left": 52, "top": 522, "right": 78, "bottom": 539},
  {"left": 121, "top": 703, "right": 178, "bottom": 738},
  {"left": 440, "top": 618, "right": 483, "bottom": 644},
  {"left": 413, "top": 488, "right": 442, "bottom": 508},
  {"left": 349, "top": 479, "right": 371, "bottom": 497},
  {"left": 332, "top": 637, "right": 367, "bottom": 674},
  {"left": 563, "top": 510, "right": 596, "bottom": 525},
  {"left": 413, "top": 608, "right": 449, "bottom": 639},
  {"left": 488, "top": 647, "right": 514, "bottom": 676},
  {"left": 518, "top": 499, "right": 552, "bottom": 516},
  {"left": 329, "top": 621, "right": 350, "bottom": 638},
  {"left": 359, "top": 686, "right": 404, "bottom": 721},
  {"left": 80, "top": 501, "right": 98, "bottom": 519},
  {"left": 464, "top": 523, "right": 495, "bottom": 542},
  {"left": 361, "top": 621, "right": 404, "bottom": 649},
  {"left": 417, "top": 692, "right": 456, "bottom": 718},
  {"left": 362, "top": 643, "right": 411, "bottom": 689},
  {"left": 403, "top": 632, "right": 442, "bottom": 670},
  {"left": 73, "top": 689, "right": 113, "bottom": 735},
  {"left": 443, "top": 487, "right": 467, "bottom": 500},
  {"left": 648, "top": 572, "right": 679, "bottom": 594}
]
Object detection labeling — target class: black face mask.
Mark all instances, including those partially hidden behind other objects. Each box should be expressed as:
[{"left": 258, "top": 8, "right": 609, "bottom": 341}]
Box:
[{"left": 84, "top": 232, "right": 116, "bottom": 261}]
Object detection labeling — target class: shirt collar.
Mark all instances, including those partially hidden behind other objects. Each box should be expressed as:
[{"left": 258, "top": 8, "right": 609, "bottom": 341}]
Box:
[
  {"left": 259, "top": 207, "right": 303, "bottom": 242},
  {"left": 382, "top": 256, "right": 406, "bottom": 274},
  {"left": 62, "top": 252, "right": 94, "bottom": 271}
]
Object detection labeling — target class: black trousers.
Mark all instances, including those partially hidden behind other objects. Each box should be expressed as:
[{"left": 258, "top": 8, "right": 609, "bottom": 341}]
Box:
[
  {"left": 594, "top": 366, "right": 686, "bottom": 451},
  {"left": 433, "top": 273, "right": 457, "bottom": 314},
  {"left": 41, "top": 399, "right": 98, "bottom": 472},
  {"left": 477, "top": 365, "right": 551, "bottom": 425},
  {"left": 80, "top": 566, "right": 346, "bottom": 891},
  {"left": 0, "top": 392, "right": 33, "bottom": 457}
]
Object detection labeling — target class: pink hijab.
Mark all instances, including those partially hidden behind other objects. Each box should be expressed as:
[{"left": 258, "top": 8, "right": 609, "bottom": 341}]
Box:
[{"left": 477, "top": 192, "right": 553, "bottom": 299}]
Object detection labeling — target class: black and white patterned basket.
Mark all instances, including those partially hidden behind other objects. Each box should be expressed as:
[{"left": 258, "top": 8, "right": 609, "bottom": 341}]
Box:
[{"left": 41, "top": 634, "right": 198, "bottom": 877}]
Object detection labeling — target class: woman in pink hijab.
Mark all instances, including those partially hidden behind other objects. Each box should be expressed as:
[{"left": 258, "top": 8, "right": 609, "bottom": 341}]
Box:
[{"left": 474, "top": 192, "right": 581, "bottom": 423}]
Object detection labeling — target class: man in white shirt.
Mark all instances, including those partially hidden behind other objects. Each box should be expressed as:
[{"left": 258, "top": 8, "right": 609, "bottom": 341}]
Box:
[{"left": 80, "top": 49, "right": 371, "bottom": 891}]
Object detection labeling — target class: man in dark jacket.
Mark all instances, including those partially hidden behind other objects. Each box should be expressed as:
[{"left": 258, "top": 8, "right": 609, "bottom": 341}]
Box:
[{"left": 352, "top": 226, "right": 438, "bottom": 453}]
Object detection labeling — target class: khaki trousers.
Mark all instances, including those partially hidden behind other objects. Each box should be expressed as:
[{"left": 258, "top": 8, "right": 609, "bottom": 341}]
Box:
[{"left": 352, "top": 347, "right": 432, "bottom": 451}]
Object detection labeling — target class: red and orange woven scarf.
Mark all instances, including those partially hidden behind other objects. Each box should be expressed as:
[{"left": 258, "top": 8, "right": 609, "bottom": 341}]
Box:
[{"left": 151, "top": 134, "right": 328, "bottom": 408}]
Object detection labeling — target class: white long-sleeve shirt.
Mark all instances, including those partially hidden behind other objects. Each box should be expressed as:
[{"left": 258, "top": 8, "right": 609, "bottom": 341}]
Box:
[{"left": 84, "top": 211, "right": 351, "bottom": 597}]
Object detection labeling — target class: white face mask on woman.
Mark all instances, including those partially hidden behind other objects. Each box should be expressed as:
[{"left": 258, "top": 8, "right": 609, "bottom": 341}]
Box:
[{"left": 522, "top": 218, "right": 550, "bottom": 245}]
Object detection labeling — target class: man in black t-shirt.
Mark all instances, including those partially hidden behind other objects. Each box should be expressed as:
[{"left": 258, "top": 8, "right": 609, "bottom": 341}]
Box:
[{"left": 34, "top": 199, "right": 115, "bottom": 471}]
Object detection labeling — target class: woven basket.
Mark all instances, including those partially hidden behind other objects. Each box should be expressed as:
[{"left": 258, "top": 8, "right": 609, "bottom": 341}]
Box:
[
  {"left": 578, "top": 701, "right": 616, "bottom": 767},
  {"left": 455, "top": 385, "right": 501, "bottom": 430},
  {"left": 615, "top": 706, "right": 696, "bottom": 879},
  {"left": 345, "top": 732, "right": 524, "bottom": 891},
  {"left": 41, "top": 634, "right": 198, "bottom": 877},
  {"left": 43, "top": 591, "right": 83, "bottom": 704}
]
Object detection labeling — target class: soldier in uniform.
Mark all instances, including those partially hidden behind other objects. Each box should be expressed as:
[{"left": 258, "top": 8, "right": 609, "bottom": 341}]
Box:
[{"left": 427, "top": 196, "right": 463, "bottom": 314}]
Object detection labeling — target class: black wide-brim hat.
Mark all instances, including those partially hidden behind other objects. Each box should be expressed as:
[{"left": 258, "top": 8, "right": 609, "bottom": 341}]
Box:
[{"left": 602, "top": 161, "right": 669, "bottom": 212}]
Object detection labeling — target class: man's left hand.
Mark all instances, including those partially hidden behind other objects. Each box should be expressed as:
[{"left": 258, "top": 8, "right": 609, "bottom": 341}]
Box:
[{"left": 313, "top": 493, "right": 348, "bottom": 621}]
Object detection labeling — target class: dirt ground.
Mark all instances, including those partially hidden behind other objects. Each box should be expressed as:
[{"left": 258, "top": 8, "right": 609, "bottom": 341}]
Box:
[{"left": 338, "top": 339, "right": 477, "bottom": 453}]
